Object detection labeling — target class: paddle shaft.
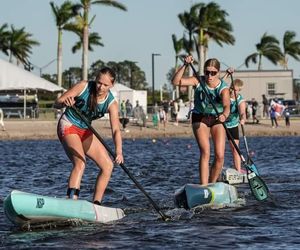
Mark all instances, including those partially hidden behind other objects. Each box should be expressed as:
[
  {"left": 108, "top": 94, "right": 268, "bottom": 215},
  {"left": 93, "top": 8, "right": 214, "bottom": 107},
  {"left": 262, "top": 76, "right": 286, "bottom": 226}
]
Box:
[{"left": 71, "top": 107, "right": 169, "bottom": 221}]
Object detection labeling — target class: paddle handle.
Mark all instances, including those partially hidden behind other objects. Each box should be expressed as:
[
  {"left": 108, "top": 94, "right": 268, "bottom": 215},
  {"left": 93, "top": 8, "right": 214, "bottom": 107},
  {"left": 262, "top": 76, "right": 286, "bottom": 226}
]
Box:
[{"left": 71, "top": 107, "right": 169, "bottom": 221}]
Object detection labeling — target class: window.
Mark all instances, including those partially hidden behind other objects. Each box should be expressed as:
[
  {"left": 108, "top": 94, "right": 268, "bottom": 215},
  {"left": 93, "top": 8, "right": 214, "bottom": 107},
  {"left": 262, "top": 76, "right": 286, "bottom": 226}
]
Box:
[{"left": 267, "top": 82, "right": 276, "bottom": 96}]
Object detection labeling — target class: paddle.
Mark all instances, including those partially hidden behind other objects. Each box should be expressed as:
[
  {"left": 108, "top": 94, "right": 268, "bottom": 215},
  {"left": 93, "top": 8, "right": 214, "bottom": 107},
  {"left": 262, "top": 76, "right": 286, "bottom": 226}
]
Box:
[
  {"left": 71, "top": 106, "right": 170, "bottom": 221},
  {"left": 189, "top": 63, "right": 269, "bottom": 201}
]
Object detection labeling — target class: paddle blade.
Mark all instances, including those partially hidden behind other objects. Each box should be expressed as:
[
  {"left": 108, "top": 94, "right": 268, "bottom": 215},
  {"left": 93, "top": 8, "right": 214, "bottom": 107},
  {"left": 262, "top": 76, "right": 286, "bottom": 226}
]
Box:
[
  {"left": 247, "top": 171, "right": 269, "bottom": 201},
  {"left": 247, "top": 162, "right": 259, "bottom": 176}
]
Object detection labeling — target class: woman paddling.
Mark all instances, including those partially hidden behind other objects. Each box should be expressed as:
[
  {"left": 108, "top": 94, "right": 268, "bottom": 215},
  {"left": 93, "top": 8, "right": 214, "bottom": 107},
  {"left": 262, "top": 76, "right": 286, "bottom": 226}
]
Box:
[
  {"left": 54, "top": 67, "right": 123, "bottom": 205},
  {"left": 172, "top": 55, "right": 230, "bottom": 185}
]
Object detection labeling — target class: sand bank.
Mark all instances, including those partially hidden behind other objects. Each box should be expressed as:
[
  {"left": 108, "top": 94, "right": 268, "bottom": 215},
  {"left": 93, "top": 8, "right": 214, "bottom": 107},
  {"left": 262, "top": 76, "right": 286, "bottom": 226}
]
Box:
[{"left": 0, "top": 118, "right": 299, "bottom": 140}]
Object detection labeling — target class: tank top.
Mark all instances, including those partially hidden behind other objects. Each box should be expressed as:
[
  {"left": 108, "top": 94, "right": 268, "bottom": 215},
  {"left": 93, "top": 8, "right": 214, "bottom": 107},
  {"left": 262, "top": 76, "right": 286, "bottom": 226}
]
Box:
[
  {"left": 193, "top": 78, "right": 228, "bottom": 115},
  {"left": 225, "top": 93, "right": 244, "bottom": 128},
  {"left": 64, "top": 81, "right": 116, "bottom": 129}
]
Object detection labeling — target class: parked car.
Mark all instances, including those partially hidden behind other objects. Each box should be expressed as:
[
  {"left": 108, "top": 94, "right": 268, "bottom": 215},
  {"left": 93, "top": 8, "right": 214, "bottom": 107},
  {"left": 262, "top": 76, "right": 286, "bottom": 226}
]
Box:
[{"left": 281, "top": 99, "right": 300, "bottom": 116}]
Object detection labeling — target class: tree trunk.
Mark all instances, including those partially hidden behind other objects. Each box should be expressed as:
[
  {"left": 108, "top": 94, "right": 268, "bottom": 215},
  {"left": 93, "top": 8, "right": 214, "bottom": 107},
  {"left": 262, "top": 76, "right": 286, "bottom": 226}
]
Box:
[{"left": 82, "top": 25, "right": 89, "bottom": 81}]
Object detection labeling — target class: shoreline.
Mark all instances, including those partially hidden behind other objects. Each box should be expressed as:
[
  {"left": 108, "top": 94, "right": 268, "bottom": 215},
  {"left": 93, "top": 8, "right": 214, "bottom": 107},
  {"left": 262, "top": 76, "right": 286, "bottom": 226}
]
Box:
[{"left": 0, "top": 118, "right": 299, "bottom": 140}]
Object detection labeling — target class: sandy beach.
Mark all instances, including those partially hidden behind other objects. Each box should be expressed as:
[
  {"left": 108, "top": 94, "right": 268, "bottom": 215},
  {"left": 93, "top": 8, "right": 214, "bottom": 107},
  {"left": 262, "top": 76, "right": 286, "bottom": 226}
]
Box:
[{"left": 0, "top": 117, "right": 299, "bottom": 140}]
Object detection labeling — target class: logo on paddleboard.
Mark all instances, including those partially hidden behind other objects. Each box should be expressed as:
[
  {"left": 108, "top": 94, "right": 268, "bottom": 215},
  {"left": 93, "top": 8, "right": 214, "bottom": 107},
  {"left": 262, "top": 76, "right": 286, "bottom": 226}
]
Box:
[{"left": 36, "top": 198, "right": 45, "bottom": 208}]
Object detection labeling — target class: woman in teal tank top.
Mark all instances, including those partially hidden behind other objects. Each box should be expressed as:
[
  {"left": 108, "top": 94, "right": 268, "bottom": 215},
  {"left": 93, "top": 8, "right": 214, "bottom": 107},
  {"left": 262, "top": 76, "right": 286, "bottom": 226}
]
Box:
[
  {"left": 54, "top": 67, "right": 123, "bottom": 205},
  {"left": 172, "top": 56, "right": 230, "bottom": 186}
]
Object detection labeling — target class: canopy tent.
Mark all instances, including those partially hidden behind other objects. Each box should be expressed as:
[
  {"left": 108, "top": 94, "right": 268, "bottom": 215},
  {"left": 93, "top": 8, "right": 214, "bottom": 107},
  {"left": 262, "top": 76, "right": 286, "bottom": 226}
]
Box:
[
  {"left": 0, "top": 58, "right": 64, "bottom": 119},
  {"left": 0, "top": 58, "right": 63, "bottom": 92}
]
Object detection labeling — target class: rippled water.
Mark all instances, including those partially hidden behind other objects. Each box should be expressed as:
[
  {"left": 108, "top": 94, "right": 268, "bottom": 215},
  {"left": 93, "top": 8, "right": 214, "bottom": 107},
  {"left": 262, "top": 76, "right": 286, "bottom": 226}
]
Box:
[{"left": 0, "top": 136, "right": 299, "bottom": 249}]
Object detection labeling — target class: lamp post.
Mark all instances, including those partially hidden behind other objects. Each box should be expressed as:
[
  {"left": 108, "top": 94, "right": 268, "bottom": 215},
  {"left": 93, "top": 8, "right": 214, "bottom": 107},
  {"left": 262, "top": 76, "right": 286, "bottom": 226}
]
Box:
[{"left": 152, "top": 53, "right": 161, "bottom": 105}]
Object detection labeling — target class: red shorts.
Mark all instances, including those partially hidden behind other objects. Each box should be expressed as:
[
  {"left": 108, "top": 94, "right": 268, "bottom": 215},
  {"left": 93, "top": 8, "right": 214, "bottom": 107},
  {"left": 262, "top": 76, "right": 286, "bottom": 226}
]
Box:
[{"left": 57, "top": 115, "right": 93, "bottom": 142}]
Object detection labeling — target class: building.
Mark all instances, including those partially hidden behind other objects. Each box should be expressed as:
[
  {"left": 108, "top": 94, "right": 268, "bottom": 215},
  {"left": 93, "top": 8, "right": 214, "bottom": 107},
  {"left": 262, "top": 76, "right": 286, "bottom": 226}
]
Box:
[{"left": 223, "top": 70, "right": 293, "bottom": 102}]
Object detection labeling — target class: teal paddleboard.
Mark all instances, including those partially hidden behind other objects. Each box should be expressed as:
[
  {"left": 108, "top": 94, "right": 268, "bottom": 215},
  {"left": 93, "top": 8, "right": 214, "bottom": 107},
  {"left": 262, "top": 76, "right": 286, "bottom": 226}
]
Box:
[
  {"left": 174, "top": 182, "right": 239, "bottom": 209},
  {"left": 4, "top": 190, "right": 125, "bottom": 226}
]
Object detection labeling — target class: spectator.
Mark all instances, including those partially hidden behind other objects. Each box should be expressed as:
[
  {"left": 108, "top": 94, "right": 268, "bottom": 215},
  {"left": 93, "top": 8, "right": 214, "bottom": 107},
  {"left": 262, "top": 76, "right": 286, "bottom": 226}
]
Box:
[
  {"left": 283, "top": 105, "right": 291, "bottom": 127},
  {"left": 120, "top": 100, "right": 126, "bottom": 118},
  {"left": 125, "top": 99, "right": 133, "bottom": 117},
  {"left": 172, "top": 99, "right": 179, "bottom": 126},
  {"left": 152, "top": 111, "right": 159, "bottom": 129},
  {"left": 0, "top": 108, "right": 5, "bottom": 131},
  {"left": 262, "top": 94, "right": 269, "bottom": 118},
  {"left": 251, "top": 98, "right": 259, "bottom": 124},
  {"left": 162, "top": 99, "right": 169, "bottom": 123},
  {"left": 159, "top": 108, "right": 166, "bottom": 130},
  {"left": 270, "top": 104, "right": 278, "bottom": 128},
  {"left": 133, "top": 101, "right": 146, "bottom": 127}
]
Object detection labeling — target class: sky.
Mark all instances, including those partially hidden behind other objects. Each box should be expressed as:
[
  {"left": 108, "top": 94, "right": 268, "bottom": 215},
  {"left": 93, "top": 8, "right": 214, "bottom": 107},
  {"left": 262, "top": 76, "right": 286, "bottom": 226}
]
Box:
[{"left": 1, "top": 0, "right": 300, "bottom": 90}]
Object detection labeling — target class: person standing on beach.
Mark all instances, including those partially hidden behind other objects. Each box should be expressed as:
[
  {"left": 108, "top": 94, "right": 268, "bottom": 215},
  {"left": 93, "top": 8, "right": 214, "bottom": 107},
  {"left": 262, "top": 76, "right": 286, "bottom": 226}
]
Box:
[
  {"left": 225, "top": 79, "right": 246, "bottom": 173},
  {"left": 251, "top": 98, "right": 259, "bottom": 124},
  {"left": 262, "top": 94, "right": 269, "bottom": 118},
  {"left": 283, "top": 104, "right": 290, "bottom": 127},
  {"left": 172, "top": 55, "right": 230, "bottom": 185},
  {"left": 54, "top": 67, "right": 123, "bottom": 205},
  {"left": 269, "top": 104, "right": 279, "bottom": 128},
  {"left": 0, "top": 108, "right": 6, "bottom": 131}
]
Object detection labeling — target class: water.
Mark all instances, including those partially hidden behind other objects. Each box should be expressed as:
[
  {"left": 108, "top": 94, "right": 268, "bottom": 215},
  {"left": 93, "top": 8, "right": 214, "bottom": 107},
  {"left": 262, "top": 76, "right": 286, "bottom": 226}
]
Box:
[{"left": 0, "top": 137, "right": 300, "bottom": 249}]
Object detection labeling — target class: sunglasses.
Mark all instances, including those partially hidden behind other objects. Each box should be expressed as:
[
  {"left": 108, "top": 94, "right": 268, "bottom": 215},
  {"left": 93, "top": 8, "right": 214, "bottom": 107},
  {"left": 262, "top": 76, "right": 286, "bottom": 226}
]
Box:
[{"left": 204, "top": 70, "right": 218, "bottom": 76}]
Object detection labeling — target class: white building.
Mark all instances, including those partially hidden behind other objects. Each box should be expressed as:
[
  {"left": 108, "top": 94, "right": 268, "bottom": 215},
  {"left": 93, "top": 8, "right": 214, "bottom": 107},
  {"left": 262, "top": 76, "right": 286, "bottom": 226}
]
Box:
[
  {"left": 221, "top": 70, "right": 294, "bottom": 117},
  {"left": 223, "top": 70, "right": 294, "bottom": 102}
]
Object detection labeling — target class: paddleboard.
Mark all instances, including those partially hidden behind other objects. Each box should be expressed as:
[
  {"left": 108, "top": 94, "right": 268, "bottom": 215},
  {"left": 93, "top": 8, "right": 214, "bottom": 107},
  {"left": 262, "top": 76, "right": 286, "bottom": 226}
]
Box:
[
  {"left": 4, "top": 190, "right": 125, "bottom": 226},
  {"left": 174, "top": 182, "right": 239, "bottom": 209},
  {"left": 220, "top": 168, "right": 248, "bottom": 184}
]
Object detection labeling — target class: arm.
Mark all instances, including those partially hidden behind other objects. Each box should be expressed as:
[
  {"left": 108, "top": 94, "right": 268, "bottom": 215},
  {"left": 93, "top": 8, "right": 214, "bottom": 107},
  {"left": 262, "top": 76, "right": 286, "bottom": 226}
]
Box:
[
  {"left": 221, "top": 68, "right": 234, "bottom": 83},
  {"left": 172, "top": 55, "right": 198, "bottom": 87},
  {"left": 108, "top": 101, "right": 124, "bottom": 164},
  {"left": 219, "top": 88, "right": 230, "bottom": 123},
  {"left": 54, "top": 81, "right": 87, "bottom": 108},
  {"left": 239, "top": 100, "right": 246, "bottom": 125}
]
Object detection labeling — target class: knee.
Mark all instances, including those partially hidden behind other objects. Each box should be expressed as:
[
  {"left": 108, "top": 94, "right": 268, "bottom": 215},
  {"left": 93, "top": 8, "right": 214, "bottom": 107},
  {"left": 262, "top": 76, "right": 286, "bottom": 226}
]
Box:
[
  {"left": 101, "top": 162, "right": 114, "bottom": 176},
  {"left": 73, "top": 162, "right": 86, "bottom": 172},
  {"left": 200, "top": 150, "right": 210, "bottom": 160},
  {"left": 214, "top": 153, "right": 224, "bottom": 163}
]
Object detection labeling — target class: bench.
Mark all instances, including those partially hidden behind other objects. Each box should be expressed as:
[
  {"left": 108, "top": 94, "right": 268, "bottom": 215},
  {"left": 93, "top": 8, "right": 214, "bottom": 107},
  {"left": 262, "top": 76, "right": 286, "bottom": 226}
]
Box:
[{"left": 6, "top": 110, "right": 23, "bottom": 118}]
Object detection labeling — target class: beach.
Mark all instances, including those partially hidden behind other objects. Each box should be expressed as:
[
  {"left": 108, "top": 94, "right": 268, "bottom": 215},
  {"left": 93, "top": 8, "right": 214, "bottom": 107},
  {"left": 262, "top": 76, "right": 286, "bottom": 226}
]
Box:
[{"left": 0, "top": 117, "right": 299, "bottom": 140}]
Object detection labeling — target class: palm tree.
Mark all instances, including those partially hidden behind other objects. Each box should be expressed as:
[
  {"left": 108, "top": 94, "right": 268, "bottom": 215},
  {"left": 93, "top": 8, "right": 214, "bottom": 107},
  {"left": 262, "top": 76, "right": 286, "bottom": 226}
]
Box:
[
  {"left": 178, "top": 6, "right": 198, "bottom": 100},
  {"left": 178, "top": 7, "right": 198, "bottom": 56},
  {"left": 73, "top": 0, "right": 127, "bottom": 81},
  {"left": 245, "top": 32, "right": 283, "bottom": 70},
  {"left": 0, "top": 23, "right": 10, "bottom": 56},
  {"left": 50, "top": 1, "right": 75, "bottom": 86},
  {"left": 171, "top": 34, "right": 184, "bottom": 70},
  {"left": 7, "top": 25, "right": 40, "bottom": 66},
  {"left": 71, "top": 31, "right": 104, "bottom": 54},
  {"left": 280, "top": 31, "right": 300, "bottom": 70},
  {"left": 193, "top": 2, "right": 235, "bottom": 74}
]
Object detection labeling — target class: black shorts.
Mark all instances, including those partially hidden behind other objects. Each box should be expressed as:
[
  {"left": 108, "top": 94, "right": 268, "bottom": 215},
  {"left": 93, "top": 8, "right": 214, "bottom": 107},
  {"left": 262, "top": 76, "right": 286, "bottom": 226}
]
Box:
[
  {"left": 191, "top": 113, "right": 221, "bottom": 127},
  {"left": 226, "top": 126, "right": 239, "bottom": 140}
]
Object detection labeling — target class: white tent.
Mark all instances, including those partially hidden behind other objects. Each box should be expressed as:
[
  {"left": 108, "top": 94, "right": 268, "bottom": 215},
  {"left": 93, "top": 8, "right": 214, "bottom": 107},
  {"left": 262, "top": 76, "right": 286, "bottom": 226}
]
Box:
[
  {"left": 0, "top": 58, "right": 64, "bottom": 119},
  {"left": 111, "top": 83, "right": 147, "bottom": 113},
  {"left": 0, "top": 58, "right": 63, "bottom": 92}
]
